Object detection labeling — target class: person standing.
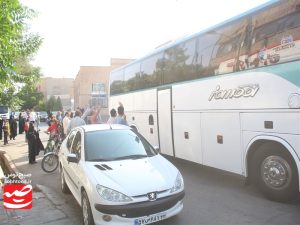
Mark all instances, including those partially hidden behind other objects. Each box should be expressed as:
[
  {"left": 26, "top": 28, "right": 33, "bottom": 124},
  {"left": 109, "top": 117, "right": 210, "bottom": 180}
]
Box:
[
  {"left": 3, "top": 119, "right": 10, "bottom": 145},
  {"left": 107, "top": 108, "right": 117, "bottom": 124},
  {"left": 24, "top": 119, "right": 30, "bottom": 142},
  {"left": 9, "top": 114, "right": 13, "bottom": 140},
  {"left": 62, "top": 112, "right": 70, "bottom": 139},
  {"left": 9, "top": 115, "right": 17, "bottom": 140},
  {"left": 56, "top": 111, "right": 62, "bottom": 123},
  {"left": 27, "top": 123, "right": 37, "bottom": 164},
  {"left": 67, "top": 110, "right": 86, "bottom": 134},
  {"left": 0, "top": 117, "right": 3, "bottom": 140},
  {"left": 18, "top": 112, "right": 24, "bottom": 134},
  {"left": 113, "top": 105, "right": 128, "bottom": 126},
  {"left": 90, "top": 107, "right": 101, "bottom": 124},
  {"left": 10, "top": 117, "right": 17, "bottom": 140},
  {"left": 81, "top": 105, "right": 91, "bottom": 124},
  {"left": 29, "top": 109, "right": 37, "bottom": 124}
]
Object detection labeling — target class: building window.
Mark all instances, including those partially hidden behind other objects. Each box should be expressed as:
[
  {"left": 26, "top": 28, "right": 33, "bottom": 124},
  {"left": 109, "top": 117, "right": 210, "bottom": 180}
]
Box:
[
  {"left": 92, "top": 83, "right": 105, "bottom": 93},
  {"left": 91, "top": 83, "right": 107, "bottom": 108}
]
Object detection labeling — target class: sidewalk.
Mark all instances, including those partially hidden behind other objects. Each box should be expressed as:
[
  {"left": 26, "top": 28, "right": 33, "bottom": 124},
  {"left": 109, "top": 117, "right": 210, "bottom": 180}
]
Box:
[{"left": 0, "top": 125, "right": 79, "bottom": 225}]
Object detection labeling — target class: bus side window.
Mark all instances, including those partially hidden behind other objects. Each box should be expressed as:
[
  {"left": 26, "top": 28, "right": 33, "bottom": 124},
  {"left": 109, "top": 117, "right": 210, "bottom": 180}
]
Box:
[
  {"left": 249, "top": 1, "right": 300, "bottom": 68},
  {"left": 139, "top": 53, "right": 163, "bottom": 90},
  {"left": 163, "top": 38, "right": 197, "bottom": 84},
  {"left": 124, "top": 63, "right": 140, "bottom": 92},
  {"left": 209, "top": 18, "right": 248, "bottom": 75},
  {"left": 196, "top": 34, "right": 218, "bottom": 78},
  {"left": 110, "top": 69, "right": 124, "bottom": 95}
]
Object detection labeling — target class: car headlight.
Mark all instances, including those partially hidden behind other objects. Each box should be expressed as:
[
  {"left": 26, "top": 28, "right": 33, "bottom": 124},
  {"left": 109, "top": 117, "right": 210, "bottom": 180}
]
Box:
[
  {"left": 170, "top": 172, "right": 184, "bottom": 193},
  {"left": 96, "top": 185, "right": 132, "bottom": 202}
]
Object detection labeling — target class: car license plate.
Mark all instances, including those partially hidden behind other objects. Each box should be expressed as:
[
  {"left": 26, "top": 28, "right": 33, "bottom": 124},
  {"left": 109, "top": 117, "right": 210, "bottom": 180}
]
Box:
[{"left": 134, "top": 213, "right": 167, "bottom": 225}]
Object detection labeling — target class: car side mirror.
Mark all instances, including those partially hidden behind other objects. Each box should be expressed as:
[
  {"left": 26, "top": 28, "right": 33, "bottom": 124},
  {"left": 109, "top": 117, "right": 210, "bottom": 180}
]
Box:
[
  {"left": 153, "top": 145, "right": 160, "bottom": 152},
  {"left": 67, "top": 153, "right": 79, "bottom": 163}
]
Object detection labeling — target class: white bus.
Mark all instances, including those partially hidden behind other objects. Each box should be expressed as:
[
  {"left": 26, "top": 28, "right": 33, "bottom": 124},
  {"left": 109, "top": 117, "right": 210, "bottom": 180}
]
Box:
[{"left": 109, "top": 0, "right": 300, "bottom": 202}]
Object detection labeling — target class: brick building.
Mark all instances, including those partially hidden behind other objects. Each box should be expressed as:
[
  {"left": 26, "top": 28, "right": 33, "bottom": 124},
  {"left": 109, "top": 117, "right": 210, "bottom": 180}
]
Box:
[
  {"left": 73, "top": 58, "right": 133, "bottom": 117},
  {"left": 38, "top": 77, "right": 74, "bottom": 111}
]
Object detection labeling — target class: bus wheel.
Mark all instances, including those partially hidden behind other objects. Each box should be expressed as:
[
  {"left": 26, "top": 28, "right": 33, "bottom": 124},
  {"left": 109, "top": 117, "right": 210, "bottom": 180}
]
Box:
[{"left": 252, "top": 143, "right": 298, "bottom": 202}]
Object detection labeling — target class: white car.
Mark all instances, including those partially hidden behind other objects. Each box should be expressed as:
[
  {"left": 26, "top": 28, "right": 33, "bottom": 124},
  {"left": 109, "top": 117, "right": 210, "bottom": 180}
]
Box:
[{"left": 59, "top": 124, "right": 184, "bottom": 225}]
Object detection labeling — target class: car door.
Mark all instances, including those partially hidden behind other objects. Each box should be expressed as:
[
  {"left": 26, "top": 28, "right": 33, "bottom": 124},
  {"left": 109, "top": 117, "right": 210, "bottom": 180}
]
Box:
[
  {"left": 61, "top": 130, "right": 77, "bottom": 195},
  {"left": 66, "top": 130, "right": 84, "bottom": 203}
]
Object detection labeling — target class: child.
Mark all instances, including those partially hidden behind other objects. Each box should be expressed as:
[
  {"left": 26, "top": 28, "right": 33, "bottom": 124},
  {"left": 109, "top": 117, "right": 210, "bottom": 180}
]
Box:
[{"left": 3, "top": 119, "right": 10, "bottom": 145}]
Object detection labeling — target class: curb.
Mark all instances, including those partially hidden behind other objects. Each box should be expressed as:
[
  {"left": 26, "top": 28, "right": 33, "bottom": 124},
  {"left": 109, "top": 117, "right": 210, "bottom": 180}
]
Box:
[{"left": 0, "top": 150, "right": 20, "bottom": 175}]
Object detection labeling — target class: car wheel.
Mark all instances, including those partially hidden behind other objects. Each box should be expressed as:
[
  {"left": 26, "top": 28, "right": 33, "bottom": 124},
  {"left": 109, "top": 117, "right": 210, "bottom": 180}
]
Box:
[
  {"left": 60, "top": 168, "right": 70, "bottom": 194},
  {"left": 252, "top": 142, "right": 298, "bottom": 202},
  {"left": 82, "top": 191, "right": 95, "bottom": 225}
]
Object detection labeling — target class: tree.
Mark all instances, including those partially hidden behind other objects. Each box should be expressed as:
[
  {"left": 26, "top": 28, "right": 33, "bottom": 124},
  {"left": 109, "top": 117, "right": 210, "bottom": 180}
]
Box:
[
  {"left": 15, "top": 57, "right": 44, "bottom": 110},
  {"left": 0, "top": 0, "right": 42, "bottom": 108},
  {"left": 46, "top": 96, "right": 56, "bottom": 112},
  {"left": 56, "top": 96, "right": 63, "bottom": 111},
  {"left": 46, "top": 96, "right": 63, "bottom": 112}
]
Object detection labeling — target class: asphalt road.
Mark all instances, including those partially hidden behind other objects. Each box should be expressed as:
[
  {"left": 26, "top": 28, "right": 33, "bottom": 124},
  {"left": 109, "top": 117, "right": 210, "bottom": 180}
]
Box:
[{"left": 10, "top": 122, "right": 300, "bottom": 225}]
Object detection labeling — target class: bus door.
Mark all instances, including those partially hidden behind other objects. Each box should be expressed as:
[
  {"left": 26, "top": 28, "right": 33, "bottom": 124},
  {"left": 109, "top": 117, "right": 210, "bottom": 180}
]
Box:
[{"left": 157, "top": 87, "right": 174, "bottom": 156}]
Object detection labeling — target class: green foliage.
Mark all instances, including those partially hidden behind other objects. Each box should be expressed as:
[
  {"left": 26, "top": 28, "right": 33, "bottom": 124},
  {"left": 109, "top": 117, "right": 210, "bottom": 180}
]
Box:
[
  {"left": 56, "top": 96, "right": 63, "bottom": 111},
  {"left": 0, "top": 0, "right": 42, "bottom": 108},
  {"left": 46, "top": 96, "right": 56, "bottom": 112},
  {"left": 46, "top": 95, "right": 63, "bottom": 111}
]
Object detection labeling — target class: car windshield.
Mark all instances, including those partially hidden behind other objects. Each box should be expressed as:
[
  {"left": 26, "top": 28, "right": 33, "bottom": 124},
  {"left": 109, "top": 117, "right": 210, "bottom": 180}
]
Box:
[{"left": 85, "top": 129, "right": 157, "bottom": 161}]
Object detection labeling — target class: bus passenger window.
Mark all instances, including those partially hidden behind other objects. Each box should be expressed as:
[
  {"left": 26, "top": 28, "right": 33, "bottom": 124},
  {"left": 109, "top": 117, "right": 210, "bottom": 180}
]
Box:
[
  {"left": 249, "top": 1, "right": 300, "bottom": 68},
  {"left": 163, "top": 38, "right": 197, "bottom": 84},
  {"left": 139, "top": 53, "right": 163, "bottom": 90},
  {"left": 124, "top": 63, "right": 140, "bottom": 92},
  {"left": 209, "top": 18, "right": 248, "bottom": 75},
  {"left": 110, "top": 70, "right": 124, "bottom": 95}
]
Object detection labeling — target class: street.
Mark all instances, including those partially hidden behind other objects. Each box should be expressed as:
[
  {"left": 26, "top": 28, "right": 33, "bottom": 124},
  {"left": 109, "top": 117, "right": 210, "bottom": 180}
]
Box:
[{"left": 2, "top": 122, "right": 300, "bottom": 225}]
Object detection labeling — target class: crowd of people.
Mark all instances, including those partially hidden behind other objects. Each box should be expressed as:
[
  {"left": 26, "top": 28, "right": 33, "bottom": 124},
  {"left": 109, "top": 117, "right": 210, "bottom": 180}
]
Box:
[
  {"left": 47, "top": 103, "right": 128, "bottom": 139},
  {"left": 0, "top": 110, "right": 37, "bottom": 146},
  {"left": 1, "top": 103, "right": 129, "bottom": 164}
]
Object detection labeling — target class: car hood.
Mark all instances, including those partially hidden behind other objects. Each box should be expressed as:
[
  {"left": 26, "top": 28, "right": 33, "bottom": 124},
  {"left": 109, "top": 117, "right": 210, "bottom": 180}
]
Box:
[{"left": 86, "top": 154, "right": 178, "bottom": 196}]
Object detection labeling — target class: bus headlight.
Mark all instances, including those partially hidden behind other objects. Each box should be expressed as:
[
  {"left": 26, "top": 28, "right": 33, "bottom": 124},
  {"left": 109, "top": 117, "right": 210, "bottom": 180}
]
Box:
[{"left": 288, "top": 93, "right": 300, "bottom": 109}]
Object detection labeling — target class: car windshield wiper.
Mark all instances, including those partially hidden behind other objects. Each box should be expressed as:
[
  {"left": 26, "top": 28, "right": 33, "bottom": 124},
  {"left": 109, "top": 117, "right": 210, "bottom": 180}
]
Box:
[
  {"left": 88, "top": 158, "right": 113, "bottom": 162},
  {"left": 113, "top": 154, "right": 148, "bottom": 160}
]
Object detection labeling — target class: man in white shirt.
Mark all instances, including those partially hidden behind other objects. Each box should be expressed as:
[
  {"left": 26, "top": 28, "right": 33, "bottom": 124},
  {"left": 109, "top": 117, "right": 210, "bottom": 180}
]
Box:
[
  {"left": 29, "top": 109, "right": 37, "bottom": 124},
  {"left": 62, "top": 112, "right": 70, "bottom": 138},
  {"left": 67, "top": 110, "right": 86, "bottom": 134}
]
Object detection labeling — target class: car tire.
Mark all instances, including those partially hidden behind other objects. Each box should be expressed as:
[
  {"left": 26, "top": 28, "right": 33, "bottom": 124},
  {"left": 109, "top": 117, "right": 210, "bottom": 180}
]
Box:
[
  {"left": 60, "top": 168, "right": 70, "bottom": 194},
  {"left": 252, "top": 142, "right": 298, "bottom": 202},
  {"left": 82, "top": 191, "right": 95, "bottom": 225}
]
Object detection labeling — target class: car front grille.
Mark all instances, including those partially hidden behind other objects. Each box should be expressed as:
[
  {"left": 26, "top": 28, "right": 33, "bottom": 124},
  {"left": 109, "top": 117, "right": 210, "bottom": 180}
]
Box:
[{"left": 94, "top": 191, "right": 184, "bottom": 218}]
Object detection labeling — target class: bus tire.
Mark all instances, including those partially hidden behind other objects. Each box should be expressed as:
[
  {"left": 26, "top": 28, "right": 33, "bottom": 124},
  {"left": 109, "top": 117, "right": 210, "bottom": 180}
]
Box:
[{"left": 252, "top": 142, "right": 298, "bottom": 202}]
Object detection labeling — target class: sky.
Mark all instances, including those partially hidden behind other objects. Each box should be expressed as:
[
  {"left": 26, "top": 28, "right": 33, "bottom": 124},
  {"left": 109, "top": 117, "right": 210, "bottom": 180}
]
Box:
[{"left": 20, "top": 0, "right": 270, "bottom": 79}]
